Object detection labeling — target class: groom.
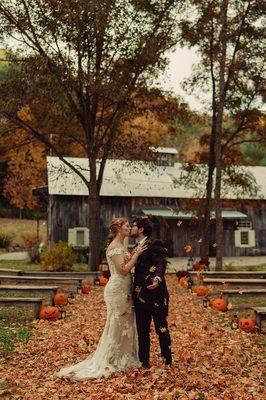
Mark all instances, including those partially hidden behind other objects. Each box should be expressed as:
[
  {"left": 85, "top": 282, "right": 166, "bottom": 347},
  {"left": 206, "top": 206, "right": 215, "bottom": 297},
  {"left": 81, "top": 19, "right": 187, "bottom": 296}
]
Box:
[{"left": 131, "top": 217, "right": 172, "bottom": 368}]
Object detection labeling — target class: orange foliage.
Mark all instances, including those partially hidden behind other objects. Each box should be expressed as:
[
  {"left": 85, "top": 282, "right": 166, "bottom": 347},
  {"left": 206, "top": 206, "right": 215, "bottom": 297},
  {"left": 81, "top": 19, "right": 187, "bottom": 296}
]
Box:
[{"left": 3, "top": 125, "right": 46, "bottom": 211}]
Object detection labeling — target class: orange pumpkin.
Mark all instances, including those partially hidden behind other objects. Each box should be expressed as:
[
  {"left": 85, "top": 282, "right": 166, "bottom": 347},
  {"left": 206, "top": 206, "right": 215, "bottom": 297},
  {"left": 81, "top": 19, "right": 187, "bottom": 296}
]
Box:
[
  {"left": 39, "top": 306, "right": 59, "bottom": 321},
  {"left": 211, "top": 298, "right": 228, "bottom": 312},
  {"left": 239, "top": 317, "right": 256, "bottom": 333},
  {"left": 195, "top": 286, "right": 209, "bottom": 297},
  {"left": 179, "top": 277, "right": 188, "bottom": 287},
  {"left": 82, "top": 284, "right": 92, "bottom": 294},
  {"left": 54, "top": 293, "right": 68, "bottom": 307},
  {"left": 98, "top": 276, "right": 108, "bottom": 286},
  {"left": 193, "top": 263, "right": 206, "bottom": 271}
]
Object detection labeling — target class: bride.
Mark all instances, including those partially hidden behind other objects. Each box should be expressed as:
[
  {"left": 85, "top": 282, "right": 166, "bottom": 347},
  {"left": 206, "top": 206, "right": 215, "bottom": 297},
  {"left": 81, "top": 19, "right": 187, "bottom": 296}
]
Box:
[{"left": 58, "top": 217, "right": 147, "bottom": 380}]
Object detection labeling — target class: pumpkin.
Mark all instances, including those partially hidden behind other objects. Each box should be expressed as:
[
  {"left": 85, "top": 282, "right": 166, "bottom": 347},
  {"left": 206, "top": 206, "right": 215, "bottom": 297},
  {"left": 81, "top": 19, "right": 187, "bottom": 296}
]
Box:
[
  {"left": 195, "top": 285, "right": 209, "bottom": 297},
  {"left": 211, "top": 298, "right": 228, "bottom": 312},
  {"left": 193, "top": 263, "right": 206, "bottom": 271},
  {"left": 239, "top": 317, "right": 256, "bottom": 333},
  {"left": 54, "top": 292, "right": 68, "bottom": 306},
  {"left": 81, "top": 284, "right": 92, "bottom": 294},
  {"left": 179, "top": 277, "right": 188, "bottom": 287},
  {"left": 39, "top": 306, "right": 59, "bottom": 321},
  {"left": 98, "top": 276, "right": 108, "bottom": 286}
]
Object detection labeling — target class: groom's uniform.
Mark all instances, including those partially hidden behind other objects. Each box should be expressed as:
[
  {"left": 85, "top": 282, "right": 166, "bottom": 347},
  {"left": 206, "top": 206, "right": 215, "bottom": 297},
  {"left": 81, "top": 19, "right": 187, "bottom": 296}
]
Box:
[{"left": 132, "top": 237, "right": 172, "bottom": 366}]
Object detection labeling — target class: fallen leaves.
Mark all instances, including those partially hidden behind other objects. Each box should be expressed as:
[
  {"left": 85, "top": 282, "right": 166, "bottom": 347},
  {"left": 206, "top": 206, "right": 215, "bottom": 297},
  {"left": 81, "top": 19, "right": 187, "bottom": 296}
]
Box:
[
  {"left": 0, "top": 279, "right": 264, "bottom": 399},
  {"left": 184, "top": 244, "right": 192, "bottom": 253}
]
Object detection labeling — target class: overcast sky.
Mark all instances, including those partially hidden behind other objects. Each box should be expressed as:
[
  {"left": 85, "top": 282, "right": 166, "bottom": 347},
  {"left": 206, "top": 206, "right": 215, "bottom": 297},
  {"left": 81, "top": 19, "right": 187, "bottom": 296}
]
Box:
[{"left": 158, "top": 45, "right": 209, "bottom": 112}]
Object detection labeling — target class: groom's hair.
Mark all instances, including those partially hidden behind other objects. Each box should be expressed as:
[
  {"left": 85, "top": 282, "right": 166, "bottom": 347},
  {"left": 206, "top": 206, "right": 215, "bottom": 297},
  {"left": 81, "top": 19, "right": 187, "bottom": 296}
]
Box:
[{"left": 132, "top": 217, "right": 152, "bottom": 237}]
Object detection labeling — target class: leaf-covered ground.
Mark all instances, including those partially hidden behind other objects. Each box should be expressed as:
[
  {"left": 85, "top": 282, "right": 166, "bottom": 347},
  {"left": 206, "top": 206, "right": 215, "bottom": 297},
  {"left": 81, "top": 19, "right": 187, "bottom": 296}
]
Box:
[{"left": 0, "top": 277, "right": 265, "bottom": 400}]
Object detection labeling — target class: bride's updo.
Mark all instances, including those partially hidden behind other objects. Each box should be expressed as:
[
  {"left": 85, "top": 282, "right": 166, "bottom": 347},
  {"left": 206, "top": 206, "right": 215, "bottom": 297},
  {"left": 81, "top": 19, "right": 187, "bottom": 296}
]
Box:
[{"left": 106, "top": 217, "right": 128, "bottom": 248}]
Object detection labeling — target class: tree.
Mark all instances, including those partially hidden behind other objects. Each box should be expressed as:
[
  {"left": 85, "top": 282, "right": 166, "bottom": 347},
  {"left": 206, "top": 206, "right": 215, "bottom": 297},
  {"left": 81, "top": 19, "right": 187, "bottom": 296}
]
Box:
[
  {"left": 3, "top": 128, "right": 46, "bottom": 218},
  {"left": 0, "top": 0, "right": 182, "bottom": 270},
  {"left": 180, "top": 0, "right": 265, "bottom": 269}
]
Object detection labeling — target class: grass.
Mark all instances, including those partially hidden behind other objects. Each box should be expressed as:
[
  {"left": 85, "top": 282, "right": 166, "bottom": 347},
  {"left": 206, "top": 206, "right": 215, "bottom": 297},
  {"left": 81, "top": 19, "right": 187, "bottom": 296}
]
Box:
[
  {"left": 0, "top": 259, "right": 90, "bottom": 271},
  {"left": 221, "top": 264, "right": 266, "bottom": 272},
  {"left": 0, "top": 218, "right": 47, "bottom": 247},
  {"left": 0, "top": 307, "right": 32, "bottom": 357},
  {"left": 226, "top": 294, "right": 266, "bottom": 308}
]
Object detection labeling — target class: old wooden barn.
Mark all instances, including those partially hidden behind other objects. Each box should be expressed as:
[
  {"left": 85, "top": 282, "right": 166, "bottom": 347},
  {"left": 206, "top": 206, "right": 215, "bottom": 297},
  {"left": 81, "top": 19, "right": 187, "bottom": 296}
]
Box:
[{"left": 46, "top": 149, "right": 266, "bottom": 258}]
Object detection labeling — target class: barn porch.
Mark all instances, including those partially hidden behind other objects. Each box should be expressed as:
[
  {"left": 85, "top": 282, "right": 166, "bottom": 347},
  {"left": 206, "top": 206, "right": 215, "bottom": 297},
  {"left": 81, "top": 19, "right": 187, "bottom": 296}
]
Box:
[{"left": 134, "top": 207, "right": 251, "bottom": 257}]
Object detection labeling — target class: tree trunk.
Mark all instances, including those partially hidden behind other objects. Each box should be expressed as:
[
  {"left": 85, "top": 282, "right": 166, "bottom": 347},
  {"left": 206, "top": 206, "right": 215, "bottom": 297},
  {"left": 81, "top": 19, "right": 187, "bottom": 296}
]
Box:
[
  {"left": 88, "top": 158, "right": 101, "bottom": 271},
  {"left": 200, "top": 128, "right": 216, "bottom": 260},
  {"left": 214, "top": 0, "right": 228, "bottom": 271},
  {"left": 36, "top": 218, "right": 40, "bottom": 241}
]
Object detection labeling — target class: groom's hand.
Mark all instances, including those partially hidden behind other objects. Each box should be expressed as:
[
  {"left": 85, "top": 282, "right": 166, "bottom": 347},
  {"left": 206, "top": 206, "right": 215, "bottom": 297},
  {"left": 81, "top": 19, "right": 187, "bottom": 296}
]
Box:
[{"left": 147, "top": 277, "right": 159, "bottom": 290}]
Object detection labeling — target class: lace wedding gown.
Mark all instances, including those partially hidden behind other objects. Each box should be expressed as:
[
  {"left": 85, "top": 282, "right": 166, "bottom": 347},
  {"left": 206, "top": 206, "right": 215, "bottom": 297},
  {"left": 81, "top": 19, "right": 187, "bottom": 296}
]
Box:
[{"left": 58, "top": 247, "right": 140, "bottom": 380}]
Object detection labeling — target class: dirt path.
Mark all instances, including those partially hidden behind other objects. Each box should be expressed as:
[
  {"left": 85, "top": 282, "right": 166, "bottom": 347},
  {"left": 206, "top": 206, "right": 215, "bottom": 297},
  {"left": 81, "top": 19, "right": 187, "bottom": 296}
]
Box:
[{"left": 0, "top": 277, "right": 264, "bottom": 400}]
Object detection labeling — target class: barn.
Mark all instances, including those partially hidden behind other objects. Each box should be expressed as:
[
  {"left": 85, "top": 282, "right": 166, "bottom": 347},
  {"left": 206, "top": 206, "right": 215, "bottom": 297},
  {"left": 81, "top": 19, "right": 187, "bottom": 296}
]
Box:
[{"left": 46, "top": 149, "right": 266, "bottom": 258}]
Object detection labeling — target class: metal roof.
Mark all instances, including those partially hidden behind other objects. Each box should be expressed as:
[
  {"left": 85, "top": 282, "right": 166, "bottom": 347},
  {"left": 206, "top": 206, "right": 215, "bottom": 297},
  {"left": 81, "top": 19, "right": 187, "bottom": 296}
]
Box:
[
  {"left": 141, "top": 209, "right": 248, "bottom": 219},
  {"left": 47, "top": 156, "right": 266, "bottom": 200},
  {"left": 149, "top": 147, "right": 178, "bottom": 154}
]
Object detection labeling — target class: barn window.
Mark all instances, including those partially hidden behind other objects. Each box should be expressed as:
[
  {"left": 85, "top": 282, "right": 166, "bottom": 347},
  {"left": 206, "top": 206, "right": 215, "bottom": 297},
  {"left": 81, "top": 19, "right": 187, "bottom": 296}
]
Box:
[
  {"left": 240, "top": 231, "right": 249, "bottom": 245},
  {"left": 76, "top": 230, "right": 85, "bottom": 246}
]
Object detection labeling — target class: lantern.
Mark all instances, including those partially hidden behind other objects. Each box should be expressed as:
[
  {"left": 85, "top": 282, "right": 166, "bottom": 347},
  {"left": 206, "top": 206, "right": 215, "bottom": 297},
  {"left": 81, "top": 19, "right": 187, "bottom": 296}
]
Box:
[
  {"left": 231, "top": 314, "right": 239, "bottom": 330},
  {"left": 203, "top": 296, "right": 210, "bottom": 308}
]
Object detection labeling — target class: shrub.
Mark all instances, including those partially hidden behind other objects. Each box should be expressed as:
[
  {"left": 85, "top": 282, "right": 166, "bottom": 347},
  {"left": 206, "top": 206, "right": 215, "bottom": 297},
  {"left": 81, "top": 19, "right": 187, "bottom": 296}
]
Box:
[
  {"left": 0, "top": 232, "right": 15, "bottom": 249},
  {"left": 41, "top": 241, "right": 76, "bottom": 271},
  {"left": 21, "top": 233, "right": 43, "bottom": 263}
]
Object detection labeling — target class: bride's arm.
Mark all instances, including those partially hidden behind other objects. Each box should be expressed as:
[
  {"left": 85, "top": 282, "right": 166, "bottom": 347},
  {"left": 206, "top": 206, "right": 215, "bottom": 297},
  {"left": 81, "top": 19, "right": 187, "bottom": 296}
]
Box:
[{"left": 111, "top": 243, "right": 147, "bottom": 276}]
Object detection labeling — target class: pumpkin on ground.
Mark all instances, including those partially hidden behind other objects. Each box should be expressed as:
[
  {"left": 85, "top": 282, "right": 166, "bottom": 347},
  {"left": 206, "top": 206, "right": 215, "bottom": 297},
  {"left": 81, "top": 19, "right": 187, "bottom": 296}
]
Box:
[
  {"left": 211, "top": 298, "right": 228, "bottom": 312},
  {"left": 239, "top": 317, "right": 256, "bottom": 333},
  {"left": 193, "top": 263, "right": 206, "bottom": 271},
  {"left": 195, "top": 285, "right": 209, "bottom": 297},
  {"left": 98, "top": 276, "right": 108, "bottom": 286},
  {"left": 81, "top": 284, "right": 92, "bottom": 294},
  {"left": 54, "top": 292, "right": 68, "bottom": 306},
  {"left": 179, "top": 276, "right": 188, "bottom": 287},
  {"left": 39, "top": 306, "right": 59, "bottom": 321}
]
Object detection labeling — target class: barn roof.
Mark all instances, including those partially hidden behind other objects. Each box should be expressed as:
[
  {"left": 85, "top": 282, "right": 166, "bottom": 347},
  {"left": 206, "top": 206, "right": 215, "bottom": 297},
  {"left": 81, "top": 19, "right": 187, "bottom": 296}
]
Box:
[{"left": 47, "top": 156, "right": 266, "bottom": 200}]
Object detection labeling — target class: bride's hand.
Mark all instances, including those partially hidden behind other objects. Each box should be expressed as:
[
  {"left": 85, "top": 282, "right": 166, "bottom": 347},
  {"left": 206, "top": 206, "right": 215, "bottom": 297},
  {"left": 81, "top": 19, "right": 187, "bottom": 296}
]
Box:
[{"left": 135, "top": 241, "right": 148, "bottom": 256}]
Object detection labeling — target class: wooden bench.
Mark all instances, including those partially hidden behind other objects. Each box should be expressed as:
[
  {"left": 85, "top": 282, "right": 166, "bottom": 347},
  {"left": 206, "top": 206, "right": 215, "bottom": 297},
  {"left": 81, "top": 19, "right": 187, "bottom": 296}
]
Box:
[
  {"left": 253, "top": 307, "right": 266, "bottom": 333},
  {"left": 0, "top": 275, "right": 83, "bottom": 289},
  {"left": 0, "top": 285, "right": 59, "bottom": 305},
  {"left": 0, "top": 297, "right": 43, "bottom": 319},
  {"left": 202, "top": 278, "right": 266, "bottom": 288},
  {"left": 190, "top": 271, "right": 266, "bottom": 279},
  {"left": 220, "top": 289, "right": 266, "bottom": 301},
  {"left": 0, "top": 268, "right": 100, "bottom": 278}
]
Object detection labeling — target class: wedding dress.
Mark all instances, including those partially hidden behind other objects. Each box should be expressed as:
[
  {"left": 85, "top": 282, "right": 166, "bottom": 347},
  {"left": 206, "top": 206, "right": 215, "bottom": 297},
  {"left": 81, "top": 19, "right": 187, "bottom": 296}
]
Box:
[{"left": 58, "top": 247, "right": 140, "bottom": 380}]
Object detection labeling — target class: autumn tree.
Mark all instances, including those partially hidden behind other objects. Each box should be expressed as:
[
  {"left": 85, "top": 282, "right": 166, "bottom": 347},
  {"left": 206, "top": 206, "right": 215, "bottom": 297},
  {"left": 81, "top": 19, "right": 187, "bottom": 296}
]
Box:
[
  {"left": 0, "top": 0, "right": 183, "bottom": 269},
  {"left": 3, "top": 128, "right": 46, "bottom": 218},
  {"left": 180, "top": 0, "right": 265, "bottom": 269}
]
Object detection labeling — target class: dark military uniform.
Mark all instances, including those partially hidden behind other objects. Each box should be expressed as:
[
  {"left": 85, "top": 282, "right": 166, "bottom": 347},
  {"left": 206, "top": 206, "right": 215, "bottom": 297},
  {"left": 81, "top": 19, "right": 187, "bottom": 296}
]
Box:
[{"left": 132, "top": 238, "right": 172, "bottom": 366}]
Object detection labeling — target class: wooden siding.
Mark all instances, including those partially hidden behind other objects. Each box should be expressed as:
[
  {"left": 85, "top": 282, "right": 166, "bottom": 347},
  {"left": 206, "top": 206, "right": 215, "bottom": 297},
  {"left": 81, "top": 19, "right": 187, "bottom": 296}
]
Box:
[{"left": 49, "top": 195, "right": 266, "bottom": 257}]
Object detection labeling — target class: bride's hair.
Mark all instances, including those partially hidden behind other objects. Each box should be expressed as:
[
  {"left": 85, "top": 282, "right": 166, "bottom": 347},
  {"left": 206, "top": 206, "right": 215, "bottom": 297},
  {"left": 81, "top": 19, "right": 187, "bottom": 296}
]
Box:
[{"left": 106, "top": 217, "right": 128, "bottom": 248}]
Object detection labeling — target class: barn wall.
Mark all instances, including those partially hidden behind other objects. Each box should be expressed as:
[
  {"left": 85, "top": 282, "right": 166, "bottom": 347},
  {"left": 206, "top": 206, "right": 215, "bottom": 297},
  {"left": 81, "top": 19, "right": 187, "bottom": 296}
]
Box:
[{"left": 49, "top": 195, "right": 266, "bottom": 257}]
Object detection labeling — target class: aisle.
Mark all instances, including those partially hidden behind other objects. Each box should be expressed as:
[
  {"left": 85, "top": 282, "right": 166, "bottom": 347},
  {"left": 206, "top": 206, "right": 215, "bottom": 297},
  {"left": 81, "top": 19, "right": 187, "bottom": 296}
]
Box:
[{"left": 0, "top": 277, "right": 264, "bottom": 400}]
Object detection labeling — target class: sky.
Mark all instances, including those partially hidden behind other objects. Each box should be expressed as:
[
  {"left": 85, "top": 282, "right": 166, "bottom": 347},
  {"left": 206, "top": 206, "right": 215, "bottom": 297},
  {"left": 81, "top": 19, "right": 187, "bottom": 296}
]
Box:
[{"left": 158, "top": 45, "right": 206, "bottom": 112}]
